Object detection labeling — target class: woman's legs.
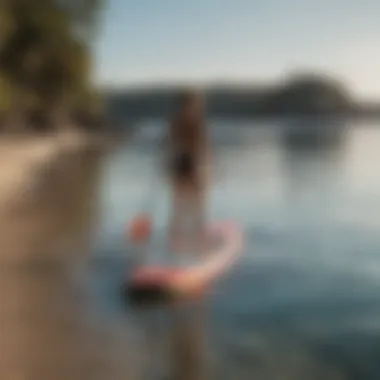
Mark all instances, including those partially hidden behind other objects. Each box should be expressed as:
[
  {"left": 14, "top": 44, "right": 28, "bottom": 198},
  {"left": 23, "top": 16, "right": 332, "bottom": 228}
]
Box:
[{"left": 169, "top": 183, "right": 207, "bottom": 256}]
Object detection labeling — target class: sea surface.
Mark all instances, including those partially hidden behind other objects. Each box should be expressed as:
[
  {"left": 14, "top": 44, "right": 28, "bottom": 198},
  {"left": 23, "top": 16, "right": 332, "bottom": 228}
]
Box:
[{"left": 93, "top": 119, "right": 380, "bottom": 380}]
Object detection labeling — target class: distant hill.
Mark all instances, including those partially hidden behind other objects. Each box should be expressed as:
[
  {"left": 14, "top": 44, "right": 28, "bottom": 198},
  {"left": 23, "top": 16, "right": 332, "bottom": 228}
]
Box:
[{"left": 104, "top": 73, "right": 380, "bottom": 123}]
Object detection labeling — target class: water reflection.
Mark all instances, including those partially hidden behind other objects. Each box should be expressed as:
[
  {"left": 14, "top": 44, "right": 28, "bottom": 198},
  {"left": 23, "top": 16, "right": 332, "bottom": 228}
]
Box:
[
  {"left": 280, "top": 122, "right": 347, "bottom": 213},
  {"left": 280, "top": 118, "right": 347, "bottom": 149}
]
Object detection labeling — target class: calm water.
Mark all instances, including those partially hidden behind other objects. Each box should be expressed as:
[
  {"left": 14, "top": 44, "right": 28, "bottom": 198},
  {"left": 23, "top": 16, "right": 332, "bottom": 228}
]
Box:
[{"left": 94, "top": 119, "right": 380, "bottom": 379}]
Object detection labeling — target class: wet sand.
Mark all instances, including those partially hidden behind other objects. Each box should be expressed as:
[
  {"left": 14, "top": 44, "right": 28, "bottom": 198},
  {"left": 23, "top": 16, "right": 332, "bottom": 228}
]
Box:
[{"left": 0, "top": 132, "right": 139, "bottom": 380}]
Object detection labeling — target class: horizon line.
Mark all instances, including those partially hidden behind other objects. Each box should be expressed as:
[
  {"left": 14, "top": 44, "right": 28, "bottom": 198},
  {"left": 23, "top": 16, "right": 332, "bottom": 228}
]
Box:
[{"left": 96, "top": 78, "right": 380, "bottom": 102}]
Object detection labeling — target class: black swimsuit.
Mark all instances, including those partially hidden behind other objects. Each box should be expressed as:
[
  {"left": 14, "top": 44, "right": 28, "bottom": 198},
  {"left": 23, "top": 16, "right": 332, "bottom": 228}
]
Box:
[{"left": 171, "top": 151, "right": 196, "bottom": 179}]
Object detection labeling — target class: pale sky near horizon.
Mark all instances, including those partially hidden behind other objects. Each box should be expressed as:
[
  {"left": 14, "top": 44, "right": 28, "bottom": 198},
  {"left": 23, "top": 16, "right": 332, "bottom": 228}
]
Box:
[{"left": 93, "top": 0, "right": 380, "bottom": 100}]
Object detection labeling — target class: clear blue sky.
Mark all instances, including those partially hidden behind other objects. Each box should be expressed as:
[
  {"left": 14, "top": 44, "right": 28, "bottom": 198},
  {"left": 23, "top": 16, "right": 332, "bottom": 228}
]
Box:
[{"left": 94, "top": 0, "right": 380, "bottom": 99}]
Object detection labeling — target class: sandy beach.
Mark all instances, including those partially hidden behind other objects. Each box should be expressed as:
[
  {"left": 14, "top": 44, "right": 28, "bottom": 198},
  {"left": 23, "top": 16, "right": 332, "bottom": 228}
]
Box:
[{"left": 0, "top": 131, "right": 139, "bottom": 380}]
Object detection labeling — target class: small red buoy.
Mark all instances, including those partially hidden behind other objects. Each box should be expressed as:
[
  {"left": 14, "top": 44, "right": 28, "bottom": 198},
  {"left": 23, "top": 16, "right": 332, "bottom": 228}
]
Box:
[{"left": 127, "top": 213, "right": 151, "bottom": 243}]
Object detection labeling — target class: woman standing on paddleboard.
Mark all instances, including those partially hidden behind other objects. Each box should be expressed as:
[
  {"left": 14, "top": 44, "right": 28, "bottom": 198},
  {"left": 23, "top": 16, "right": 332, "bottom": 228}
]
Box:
[{"left": 166, "top": 89, "right": 210, "bottom": 254}]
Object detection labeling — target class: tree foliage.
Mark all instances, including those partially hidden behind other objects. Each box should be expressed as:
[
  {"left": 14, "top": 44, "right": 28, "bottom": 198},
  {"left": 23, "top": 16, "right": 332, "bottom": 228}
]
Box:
[{"left": 0, "top": 0, "right": 104, "bottom": 123}]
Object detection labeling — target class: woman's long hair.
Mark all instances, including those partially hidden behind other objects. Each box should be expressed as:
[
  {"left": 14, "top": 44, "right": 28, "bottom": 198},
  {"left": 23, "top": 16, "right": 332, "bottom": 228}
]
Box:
[{"left": 170, "top": 89, "right": 206, "bottom": 153}]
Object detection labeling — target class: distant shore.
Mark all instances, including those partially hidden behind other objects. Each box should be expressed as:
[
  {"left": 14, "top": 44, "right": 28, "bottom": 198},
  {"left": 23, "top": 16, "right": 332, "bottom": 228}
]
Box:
[{"left": 104, "top": 73, "right": 380, "bottom": 124}]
